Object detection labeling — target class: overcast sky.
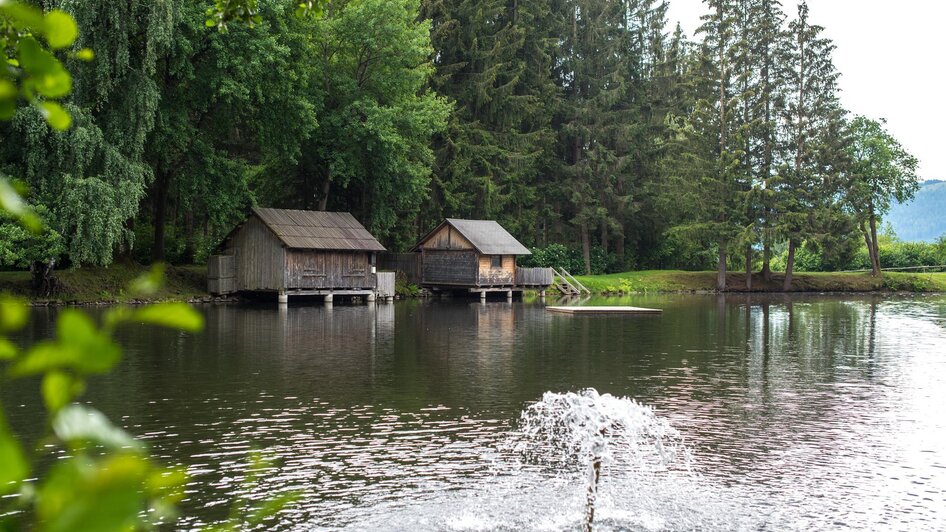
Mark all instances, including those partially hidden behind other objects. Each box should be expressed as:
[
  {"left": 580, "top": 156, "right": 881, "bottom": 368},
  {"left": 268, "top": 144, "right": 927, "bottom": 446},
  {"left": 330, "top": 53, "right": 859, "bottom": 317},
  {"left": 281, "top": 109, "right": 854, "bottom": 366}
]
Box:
[{"left": 664, "top": 0, "right": 945, "bottom": 180}]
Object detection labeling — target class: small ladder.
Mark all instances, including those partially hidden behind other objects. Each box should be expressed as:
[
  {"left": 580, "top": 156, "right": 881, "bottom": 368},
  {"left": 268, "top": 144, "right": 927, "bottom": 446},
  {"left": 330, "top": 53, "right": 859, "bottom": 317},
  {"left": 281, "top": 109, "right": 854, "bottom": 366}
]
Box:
[{"left": 552, "top": 267, "right": 581, "bottom": 296}]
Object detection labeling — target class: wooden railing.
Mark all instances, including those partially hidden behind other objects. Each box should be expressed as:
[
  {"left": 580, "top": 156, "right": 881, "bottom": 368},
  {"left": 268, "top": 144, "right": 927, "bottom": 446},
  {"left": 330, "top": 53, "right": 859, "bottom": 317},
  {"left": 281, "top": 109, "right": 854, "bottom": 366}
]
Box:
[
  {"left": 516, "top": 267, "right": 554, "bottom": 286},
  {"left": 376, "top": 271, "right": 396, "bottom": 298}
]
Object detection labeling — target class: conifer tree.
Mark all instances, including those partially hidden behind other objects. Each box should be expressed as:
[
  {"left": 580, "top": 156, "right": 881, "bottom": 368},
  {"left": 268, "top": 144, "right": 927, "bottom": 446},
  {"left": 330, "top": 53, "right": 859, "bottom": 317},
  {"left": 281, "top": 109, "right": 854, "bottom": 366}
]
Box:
[{"left": 775, "top": 1, "right": 845, "bottom": 289}]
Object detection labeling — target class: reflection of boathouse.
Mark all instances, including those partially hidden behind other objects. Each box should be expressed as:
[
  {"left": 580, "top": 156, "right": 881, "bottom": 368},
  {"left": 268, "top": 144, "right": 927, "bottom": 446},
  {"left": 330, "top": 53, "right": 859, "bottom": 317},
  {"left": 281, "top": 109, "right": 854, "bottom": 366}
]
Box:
[
  {"left": 408, "top": 219, "right": 553, "bottom": 298},
  {"left": 208, "top": 208, "right": 393, "bottom": 302}
]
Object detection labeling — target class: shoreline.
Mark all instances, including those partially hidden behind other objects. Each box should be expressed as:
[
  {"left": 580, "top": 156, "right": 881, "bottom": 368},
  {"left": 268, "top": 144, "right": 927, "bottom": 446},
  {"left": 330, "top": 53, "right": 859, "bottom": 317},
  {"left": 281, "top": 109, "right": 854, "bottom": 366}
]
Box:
[{"left": 2, "top": 265, "right": 944, "bottom": 306}]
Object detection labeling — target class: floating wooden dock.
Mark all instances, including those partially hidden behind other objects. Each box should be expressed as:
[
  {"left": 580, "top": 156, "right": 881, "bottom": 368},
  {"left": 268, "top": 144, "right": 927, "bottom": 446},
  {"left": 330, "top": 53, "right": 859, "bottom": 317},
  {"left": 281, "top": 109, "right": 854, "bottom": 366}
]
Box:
[{"left": 546, "top": 306, "right": 663, "bottom": 315}]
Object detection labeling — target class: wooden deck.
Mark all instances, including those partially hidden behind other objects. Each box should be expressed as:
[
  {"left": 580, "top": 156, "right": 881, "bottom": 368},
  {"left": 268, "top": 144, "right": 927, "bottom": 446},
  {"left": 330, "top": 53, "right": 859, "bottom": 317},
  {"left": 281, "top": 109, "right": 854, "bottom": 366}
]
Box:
[{"left": 546, "top": 306, "right": 662, "bottom": 315}]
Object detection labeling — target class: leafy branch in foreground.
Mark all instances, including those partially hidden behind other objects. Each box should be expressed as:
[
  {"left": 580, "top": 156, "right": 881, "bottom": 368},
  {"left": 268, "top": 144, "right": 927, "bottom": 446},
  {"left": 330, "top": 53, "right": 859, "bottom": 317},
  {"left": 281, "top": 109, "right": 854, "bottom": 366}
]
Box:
[{"left": 0, "top": 256, "right": 297, "bottom": 530}]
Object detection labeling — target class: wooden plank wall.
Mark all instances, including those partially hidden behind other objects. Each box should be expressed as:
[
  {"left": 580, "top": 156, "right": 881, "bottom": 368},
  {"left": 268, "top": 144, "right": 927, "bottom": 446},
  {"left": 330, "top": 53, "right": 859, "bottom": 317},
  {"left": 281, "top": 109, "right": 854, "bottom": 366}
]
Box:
[
  {"left": 207, "top": 255, "right": 236, "bottom": 294},
  {"left": 421, "top": 225, "right": 474, "bottom": 250},
  {"left": 226, "top": 217, "right": 286, "bottom": 291},
  {"left": 422, "top": 250, "right": 478, "bottom": 285},
  {"left": 378, "top": 252, "right": 421, "bottom": 283},
  {"left": 376, "top": 272, "right": 395, "bottom": 298},
  {"left": 477, "top": 254, "right": 515, "bottom": 286},
  {"left": 516, "top": 267, "right": 554, "bottom": 286},
  {"left": 285, "top": 250, "right": 376, "bottom": 289}
]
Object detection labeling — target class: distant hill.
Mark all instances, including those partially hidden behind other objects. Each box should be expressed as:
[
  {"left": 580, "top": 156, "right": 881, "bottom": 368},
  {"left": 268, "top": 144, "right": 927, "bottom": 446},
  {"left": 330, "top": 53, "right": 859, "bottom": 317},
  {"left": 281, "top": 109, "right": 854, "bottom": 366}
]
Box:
[{"left": 886, "top": 179, "right": 946, "bottom": 242}]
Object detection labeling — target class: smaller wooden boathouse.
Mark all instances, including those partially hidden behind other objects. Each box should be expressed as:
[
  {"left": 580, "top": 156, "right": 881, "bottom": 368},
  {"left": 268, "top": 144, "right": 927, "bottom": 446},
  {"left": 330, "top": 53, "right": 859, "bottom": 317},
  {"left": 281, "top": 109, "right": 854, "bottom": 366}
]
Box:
[
  {"left": 409, "top": 218, "right": 553, "bottom": 299},
  {"left": 208, "top": 208, "right": 393, "bottom": 303}
]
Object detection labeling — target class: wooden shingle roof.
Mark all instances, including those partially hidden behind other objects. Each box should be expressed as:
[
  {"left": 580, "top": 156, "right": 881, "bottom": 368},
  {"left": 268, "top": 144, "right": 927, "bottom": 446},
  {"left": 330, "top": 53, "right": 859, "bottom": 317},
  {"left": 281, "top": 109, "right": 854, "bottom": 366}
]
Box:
[
  {"left": 413, "top": 218, "right": 531, "bottom": 255},
  {"left": 251, "top": 208, "right": 386, "bottom": 251}
]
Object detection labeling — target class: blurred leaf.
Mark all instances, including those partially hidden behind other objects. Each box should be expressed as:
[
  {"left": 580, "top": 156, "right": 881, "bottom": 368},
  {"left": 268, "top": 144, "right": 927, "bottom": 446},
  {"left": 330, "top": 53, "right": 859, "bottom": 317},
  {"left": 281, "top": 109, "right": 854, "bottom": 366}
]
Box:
[
  {"left": 52, "top": 404, "right": 141, "bottom": 450},
  {"left": 42, "top": 371, "right": 84, "bottom": 414},
  {"left": 43, "top": 10, "right": 78, "bottom": 49},
  {"left": 18, "top": 37, "right": 72, "bottom": 99},
  {"left": 0, "top": 296, "right": 28, "bottom": 332},
  {"left": 0, "top": 338, "right": 16, "bottom": 360},
  {"left": 0, "top": 413, "right": 28, "bottom": 495},
  {"left": 10, "top": 310, "right": 121, "bottom": 376},
  {"left": 0, "top": 2, "right": 45, "bottom": 30},
  {"left": 36, "top": 454, "right": 148, "bottom": 532},
  {"left": 40, "top": 101, "right": 71, "bottom": 130},
  {"left": 247, "top": 491, "right": 300, "bottom": 526},
  {"left": 74, "top": 48, "right": 94, "bottom": 61},
  {"left": 0, "top": 178, "right": 42, "bottom": 232},
  {"left": 133, "top": 303, "right": 203, "bottom": 332},
  {"left": 129, "top": 263, "right": 165, "bottom": 296}
]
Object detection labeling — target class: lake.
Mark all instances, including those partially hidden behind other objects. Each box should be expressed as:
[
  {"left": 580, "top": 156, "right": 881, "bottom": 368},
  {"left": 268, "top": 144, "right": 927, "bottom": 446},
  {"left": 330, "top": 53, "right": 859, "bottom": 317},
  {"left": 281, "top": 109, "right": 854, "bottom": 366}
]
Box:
[{"left": 7, "top": 294, "right": 946, "bottom": 530}]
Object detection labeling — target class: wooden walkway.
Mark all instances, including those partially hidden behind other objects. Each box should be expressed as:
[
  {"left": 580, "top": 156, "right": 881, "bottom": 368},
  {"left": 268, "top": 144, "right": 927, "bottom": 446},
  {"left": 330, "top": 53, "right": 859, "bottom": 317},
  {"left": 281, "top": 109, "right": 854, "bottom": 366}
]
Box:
[{"left": 546, "top": 306, "right": 662, "bottom": 315}]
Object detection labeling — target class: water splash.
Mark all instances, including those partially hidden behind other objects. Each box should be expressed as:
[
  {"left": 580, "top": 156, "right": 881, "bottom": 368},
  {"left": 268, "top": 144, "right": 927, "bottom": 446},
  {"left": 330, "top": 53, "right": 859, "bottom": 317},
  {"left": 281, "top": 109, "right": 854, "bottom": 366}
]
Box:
[{"left": 512, "top": 389, "right": 690, "bottom": 530}]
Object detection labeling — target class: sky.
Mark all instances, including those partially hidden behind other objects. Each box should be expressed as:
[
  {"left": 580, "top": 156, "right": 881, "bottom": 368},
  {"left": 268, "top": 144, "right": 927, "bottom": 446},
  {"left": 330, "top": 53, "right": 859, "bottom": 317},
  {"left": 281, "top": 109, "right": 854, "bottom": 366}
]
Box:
[{"left": 664, "top": 0, "right": 946, "bottom": 180}]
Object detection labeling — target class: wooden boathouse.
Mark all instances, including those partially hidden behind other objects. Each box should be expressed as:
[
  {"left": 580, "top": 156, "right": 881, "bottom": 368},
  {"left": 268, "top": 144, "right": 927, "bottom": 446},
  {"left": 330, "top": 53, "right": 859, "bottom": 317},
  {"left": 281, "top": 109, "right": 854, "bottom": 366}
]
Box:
[
  {"left": 208, "top": 208, "right": 393, "bottom": 303},
  {"left": 409, "top": 218, "right": 553, "bottom": 299}
]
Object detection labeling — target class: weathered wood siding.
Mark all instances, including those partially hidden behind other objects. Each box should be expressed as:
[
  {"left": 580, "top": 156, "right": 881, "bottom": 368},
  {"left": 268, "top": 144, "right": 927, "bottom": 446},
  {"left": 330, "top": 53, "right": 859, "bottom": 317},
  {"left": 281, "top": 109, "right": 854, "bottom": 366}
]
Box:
[
  {"left": 225, "top": 217, "right": 286, "bottom": 291},
  {"left": 516, "top": 267, "right": 554, "bottom": 286},
  {"left": 422, "top": 250, "right": 478, "bottom": 285},
  {"left": 420, "top": 225, "right": 474, "bottom": 250},
  {"left": 378, "top": 252, "right": 421, "bottom": 284},
  {"left": 477, "top": 254, "right": 515, "bottom": 286},
  {"left": 207, "top": 255, "right": 236, "bottom": 295},
  {"left": 376, "top": 271, "right": 395, "bottom": 298},
  {"left": 285, "top": 250, "right": 376, "bottom": 289}
]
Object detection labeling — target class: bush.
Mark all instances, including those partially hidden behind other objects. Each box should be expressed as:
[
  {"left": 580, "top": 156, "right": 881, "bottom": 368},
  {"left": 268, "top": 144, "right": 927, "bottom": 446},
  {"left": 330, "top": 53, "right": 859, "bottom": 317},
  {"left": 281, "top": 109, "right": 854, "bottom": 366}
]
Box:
[{"left": 519, "top": 243, "right": 617, "bottom": 275}]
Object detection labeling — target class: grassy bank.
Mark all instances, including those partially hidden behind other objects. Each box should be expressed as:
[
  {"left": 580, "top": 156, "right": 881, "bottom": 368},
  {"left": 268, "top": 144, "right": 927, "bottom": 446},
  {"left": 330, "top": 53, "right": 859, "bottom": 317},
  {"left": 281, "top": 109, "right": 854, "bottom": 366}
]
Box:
[
  {"left": 572, "top": 270, "right": 946, "bottom": 294},
  {"left": 0, "top": 264, "right": 210, "bottom": 304}
]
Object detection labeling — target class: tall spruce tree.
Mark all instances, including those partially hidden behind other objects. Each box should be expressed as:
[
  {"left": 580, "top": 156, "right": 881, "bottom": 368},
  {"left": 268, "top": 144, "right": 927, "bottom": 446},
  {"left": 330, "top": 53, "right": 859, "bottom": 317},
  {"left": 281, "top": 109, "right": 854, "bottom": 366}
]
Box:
[
  {"left": 420, "top": 0, "right": 562, "bottom": 243},
  {"left": 775, "top": 1, "right": 845, "bottom": 290}
]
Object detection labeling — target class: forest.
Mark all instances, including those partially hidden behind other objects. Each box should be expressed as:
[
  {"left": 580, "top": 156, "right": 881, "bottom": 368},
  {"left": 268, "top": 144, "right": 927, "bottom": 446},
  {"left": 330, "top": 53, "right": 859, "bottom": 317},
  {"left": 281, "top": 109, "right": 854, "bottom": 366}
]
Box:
[{"left": 0, "top": 0, "right": 924, "bottom": 291}]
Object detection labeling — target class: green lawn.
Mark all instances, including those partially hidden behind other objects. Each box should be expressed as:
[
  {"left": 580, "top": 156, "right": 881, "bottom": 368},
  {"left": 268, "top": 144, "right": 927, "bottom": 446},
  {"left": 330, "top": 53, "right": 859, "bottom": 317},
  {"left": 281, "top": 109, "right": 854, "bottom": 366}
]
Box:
[
  {"left": 571, "top": 270, "right": 946, "bottom": 294},
  {"left": 0, "top": 264, "right": 209, "bottom": 303}
]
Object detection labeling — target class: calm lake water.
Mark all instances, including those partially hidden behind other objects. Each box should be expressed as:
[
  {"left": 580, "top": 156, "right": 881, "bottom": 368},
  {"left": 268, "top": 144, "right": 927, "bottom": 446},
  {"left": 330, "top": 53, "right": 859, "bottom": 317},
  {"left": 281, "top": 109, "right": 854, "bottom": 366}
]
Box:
[{"left": 7, "top": 294, "right": 946, "bottom": 531}]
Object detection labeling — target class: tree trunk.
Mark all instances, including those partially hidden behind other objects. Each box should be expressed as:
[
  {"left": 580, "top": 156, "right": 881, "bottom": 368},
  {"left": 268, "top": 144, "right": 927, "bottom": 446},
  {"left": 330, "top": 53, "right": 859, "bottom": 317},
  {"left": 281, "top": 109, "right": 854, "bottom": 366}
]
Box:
[
  {"left": 745, "top": 244, "right": 752, "bottom": 291},
  {"left": 151, "top": 170, "right": 169, "bottom": 263},
  {"left": 615, "top": 229, "right": 625, "bottom": 261},
  {"left": 762, "top": 240, "right": 772, "bottom": 281},
  {"left": 183, "top": 209, "right": 195, "bottom": 264},
  {"left": 600, "top": 220, "right": 608, "bottom": 253},
  {"left": 717, "top": 242, "right": 727, "bottom": 292},
  {"left": 581, "top": 222, "right": 591, "bottom": 275},
  {"left": 318, "top": 176, "right": 331, "bottom": 211},
  {"left": 783, "top": 239, "right": 796, "bottom": 291},
  {"left": 869, "top": 213, "right": 881, "bottom": 276},
  {"left": 860, "top": 220, "right": 875, "bottom": 273}
]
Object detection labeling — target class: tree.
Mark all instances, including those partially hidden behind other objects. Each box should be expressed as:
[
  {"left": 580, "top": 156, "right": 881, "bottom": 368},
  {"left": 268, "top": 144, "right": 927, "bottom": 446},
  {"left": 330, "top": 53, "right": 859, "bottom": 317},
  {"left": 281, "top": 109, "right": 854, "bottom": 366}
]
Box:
[
  {"left": 260, "top": 0, "right": 449, "bottom": 250},
  {"left": 775, "top": 1, "right": 846, "bottom": 290},
  {"left": 843, "top": 115, "right": 919, "bottom": 276}
]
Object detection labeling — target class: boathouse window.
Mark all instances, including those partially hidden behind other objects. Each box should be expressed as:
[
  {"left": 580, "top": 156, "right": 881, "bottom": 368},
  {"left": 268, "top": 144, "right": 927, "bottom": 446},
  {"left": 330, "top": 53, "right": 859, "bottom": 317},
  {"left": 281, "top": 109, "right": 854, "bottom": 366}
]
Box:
[{"left": 491, "top": 255, "right": 502, "bottom": 268}]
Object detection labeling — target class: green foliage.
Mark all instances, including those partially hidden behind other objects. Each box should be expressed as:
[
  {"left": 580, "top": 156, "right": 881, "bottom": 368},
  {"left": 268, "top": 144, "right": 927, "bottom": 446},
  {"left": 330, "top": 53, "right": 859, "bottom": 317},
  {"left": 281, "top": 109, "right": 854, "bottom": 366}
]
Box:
[
  {"left": 0, "top": 203, "right": 63, "bottom": 268},
  {"left": 0, "top": 2, "right": 92, "bottom": 129},
  {"left": 519, "top": 243, "right": 616, "bottom": 275}
]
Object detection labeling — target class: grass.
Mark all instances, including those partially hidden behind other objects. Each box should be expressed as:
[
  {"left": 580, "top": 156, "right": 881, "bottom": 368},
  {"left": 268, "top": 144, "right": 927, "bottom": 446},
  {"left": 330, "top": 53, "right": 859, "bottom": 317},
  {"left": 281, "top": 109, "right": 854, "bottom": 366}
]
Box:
[
  {"left": 571, "top": 270, "right": 946, "bottom": 294},
  {"left": 0, "top": 263, "right": 209, "bottom": 304}
]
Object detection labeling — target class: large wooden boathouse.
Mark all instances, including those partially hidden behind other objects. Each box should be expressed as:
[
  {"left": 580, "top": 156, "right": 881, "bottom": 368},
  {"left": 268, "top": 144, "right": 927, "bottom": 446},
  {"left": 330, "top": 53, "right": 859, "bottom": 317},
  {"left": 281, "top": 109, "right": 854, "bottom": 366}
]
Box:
[
  {"left": 208, "top": 208, "right": 393, "bottom": 303},
  {"left": 409, "top": 218, "right": 553, "bottom": 298}
]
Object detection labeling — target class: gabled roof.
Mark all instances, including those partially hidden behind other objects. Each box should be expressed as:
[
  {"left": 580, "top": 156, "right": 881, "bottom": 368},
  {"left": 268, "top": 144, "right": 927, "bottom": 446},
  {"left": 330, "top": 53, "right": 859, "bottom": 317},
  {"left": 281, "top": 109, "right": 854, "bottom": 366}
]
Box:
[
  {"left": 250, "top": 208, "right": 386, "bottom": 251},
  {"left": 412, "top": 218, "right": 531, "bottom": 255}
]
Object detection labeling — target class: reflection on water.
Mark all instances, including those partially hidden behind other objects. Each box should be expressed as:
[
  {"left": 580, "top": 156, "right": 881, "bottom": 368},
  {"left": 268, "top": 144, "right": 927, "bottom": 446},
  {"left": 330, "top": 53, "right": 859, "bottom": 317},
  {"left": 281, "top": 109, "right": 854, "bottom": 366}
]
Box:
[{"left": 6, "top": 295, "right": 946, "bottom": 530}]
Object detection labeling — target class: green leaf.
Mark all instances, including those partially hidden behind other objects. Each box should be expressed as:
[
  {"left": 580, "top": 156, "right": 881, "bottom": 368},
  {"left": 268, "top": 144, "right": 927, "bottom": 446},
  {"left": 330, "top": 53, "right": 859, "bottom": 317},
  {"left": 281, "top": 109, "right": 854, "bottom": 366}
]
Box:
[
  {"left": 0, "top": 178, "right": 42, "bottom": 233},
  {"left": 10, "top": 310, "right": 121, "bottom": 376},
  {"left": 42, "top": 371, "right": 84, "bottom": 414},
  {"left": 0, "top": 296, "right": 28, "bottom": 332},
  {"left": 52, "top": 404, "right": 141, "bottom": 450},
  {"left": 74, "top": 48, "right": 94, "bottom": 61},
  {"left": 0, "top": 413, "right": 28, "bottom": 495},
  {"left": 37, "top": 454, "right": 149, "bottom": 532},
  {"left": 247, "top": 491, "right": 300, "bottom": 526},
  {"left": 44, "top": 10, "right": 78, "bottom": 49},
  {"left": 40, "top": 101, "right": 71, "bottom": 130},
  {"left": 18, "top": 37, "right": 72, "bottom": 99},
  {"left": 0, "top": 338, "right": 16, "bottom": 360},
  {"left": 129, "top": 263, "right": 165, "bottom": 296},
  {"left": 133, "top": 303, "right": 204, "bottom": 332}
]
